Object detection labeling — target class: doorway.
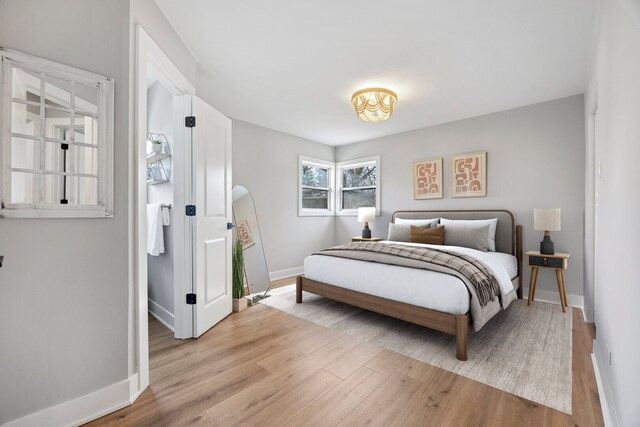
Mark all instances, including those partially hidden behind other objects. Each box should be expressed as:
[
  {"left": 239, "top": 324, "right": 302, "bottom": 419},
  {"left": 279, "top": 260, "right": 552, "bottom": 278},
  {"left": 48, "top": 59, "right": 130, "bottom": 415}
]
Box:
[{"left": 132, "top": 25, "right": 233, "bottom": 398}]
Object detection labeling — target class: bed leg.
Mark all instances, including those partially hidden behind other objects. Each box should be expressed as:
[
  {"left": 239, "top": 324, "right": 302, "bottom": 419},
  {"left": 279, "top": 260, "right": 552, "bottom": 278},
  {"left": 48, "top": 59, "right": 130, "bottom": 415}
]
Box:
[
  {"left": 296, "top": 276, "right": 303, "bottom": 303},
  {"left": 455, "top": 315, "right": 468, "bottom": 361}
]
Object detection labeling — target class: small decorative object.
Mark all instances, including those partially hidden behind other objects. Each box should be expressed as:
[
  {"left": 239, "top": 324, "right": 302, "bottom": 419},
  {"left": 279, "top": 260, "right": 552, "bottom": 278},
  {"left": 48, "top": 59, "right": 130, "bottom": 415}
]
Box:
[
  {"left": 151, "top": 139, "right": 163, "bottom": 153},
  {"left": 413, "top": 157, "right": 443, "bottom": 199},
  {"left": 450, "top": 151, "right": 486, "bottom": 198},
  {"left": 152, "top": 165, "right": 163, "bottom": 181},
  {"left": 358, "top": 207, "right": 376, "bottom": 238},
  {"left": 534, "top": 208, "right": 561, "bottom": 255},
  {"left": 232, "top": 236, "right": 247, "bottom": 312},
  {"left": 236, "top": 219, "right": 256, "bottom": 249},
  {"left": 351, "top": 88, "right": 398, "bottom": 122}
]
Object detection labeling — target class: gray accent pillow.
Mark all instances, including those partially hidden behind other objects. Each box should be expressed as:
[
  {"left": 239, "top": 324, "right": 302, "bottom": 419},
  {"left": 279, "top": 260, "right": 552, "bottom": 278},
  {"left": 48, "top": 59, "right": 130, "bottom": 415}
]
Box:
[
  {"left": 394, "top": 217, "right": 440, "bottom": 228},
  {"left": 387, "top": 222, "right": 420, "bottom": 242},
  {"left": 443, "top": 223, "right": 490, "bottom": 252},
  {"left": 440, "top": 218, "right": 498, "bottom": 251}
]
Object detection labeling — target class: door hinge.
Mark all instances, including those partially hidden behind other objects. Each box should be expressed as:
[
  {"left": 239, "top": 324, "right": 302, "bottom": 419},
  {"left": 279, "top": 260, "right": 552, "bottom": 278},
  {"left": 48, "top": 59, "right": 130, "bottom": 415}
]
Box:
[
  {"left": 186, "top": 293, "right": 196, "bottom": 305},
  {"left": 185, "top": 116, "right": 196, "bottom": 128},
  {"left": 185, "top": 205, "right": 196, "bottom": 216},
  {"left": 227, "top": 222, "right": 235, "bottom": 230}
]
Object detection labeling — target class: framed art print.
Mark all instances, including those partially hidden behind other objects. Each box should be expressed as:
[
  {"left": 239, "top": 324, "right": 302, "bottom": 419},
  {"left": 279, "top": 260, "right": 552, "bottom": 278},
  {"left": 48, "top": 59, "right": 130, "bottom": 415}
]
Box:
[
  {"left": 413, "top": 157, "right": 443, "bottom": 199},
  {"left": 450, "top": 151, "right": 487, "bottom": 198},
  {"left": 236, "top": 219, "right": 256, "bottom": 249}
]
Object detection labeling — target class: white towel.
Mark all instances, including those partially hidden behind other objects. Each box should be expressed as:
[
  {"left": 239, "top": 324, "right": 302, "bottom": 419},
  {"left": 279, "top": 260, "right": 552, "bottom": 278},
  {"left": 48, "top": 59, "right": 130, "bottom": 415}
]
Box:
[
  {"left": 147, "top": 203, "right": 164, "bottom": 256},
  {"left": 161, "top": 205, "right": 171, "bottom": 226}
]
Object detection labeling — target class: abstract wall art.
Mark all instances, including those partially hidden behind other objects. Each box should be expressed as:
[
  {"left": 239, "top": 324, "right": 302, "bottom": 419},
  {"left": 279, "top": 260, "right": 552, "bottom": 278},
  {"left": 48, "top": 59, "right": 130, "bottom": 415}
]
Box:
[
  {"left": 450, "top": 151, "right": 487, "bottom": 198},
  {"left": 413, "top": 157, "right": 443, "bottom": 199}
]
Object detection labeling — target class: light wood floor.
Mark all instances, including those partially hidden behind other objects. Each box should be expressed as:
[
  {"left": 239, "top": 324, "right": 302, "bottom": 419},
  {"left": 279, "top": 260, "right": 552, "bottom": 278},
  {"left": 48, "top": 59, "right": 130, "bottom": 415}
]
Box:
[{"left": 87, "top": 295, "right": 603, "bottom": 426}]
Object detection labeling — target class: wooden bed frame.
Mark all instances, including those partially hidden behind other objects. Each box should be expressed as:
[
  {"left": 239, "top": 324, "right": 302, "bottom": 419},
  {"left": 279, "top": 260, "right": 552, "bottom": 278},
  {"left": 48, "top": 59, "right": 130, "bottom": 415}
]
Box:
[{"left": 296, "top": 210, "right": 523, "bottom": 361}]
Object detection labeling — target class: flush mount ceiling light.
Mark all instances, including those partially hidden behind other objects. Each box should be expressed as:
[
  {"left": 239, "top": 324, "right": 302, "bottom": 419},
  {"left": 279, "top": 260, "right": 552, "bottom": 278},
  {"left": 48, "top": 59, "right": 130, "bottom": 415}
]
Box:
[{"left": 351, "top": 88, "right": 398, "bottom": 122}]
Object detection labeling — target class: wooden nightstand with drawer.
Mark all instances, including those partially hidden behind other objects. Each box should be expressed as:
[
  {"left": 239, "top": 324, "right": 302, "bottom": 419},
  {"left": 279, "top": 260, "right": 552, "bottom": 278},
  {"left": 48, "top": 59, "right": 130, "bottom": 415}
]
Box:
[
  {"left": 351, "top": 237, "right": 384, "bottom": 242},
  {"left": 526, "top": 251, "right": 570, "bottom": 312}
]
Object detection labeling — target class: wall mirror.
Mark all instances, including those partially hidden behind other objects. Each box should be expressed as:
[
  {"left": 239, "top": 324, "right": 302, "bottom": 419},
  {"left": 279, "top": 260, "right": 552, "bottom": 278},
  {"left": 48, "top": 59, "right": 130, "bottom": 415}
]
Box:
[
  {"left": 0, "top": 49, "right": 114, "bottom": 218},
  {"left": 232, "top": 185, "right": 271, "bottom": 295}
]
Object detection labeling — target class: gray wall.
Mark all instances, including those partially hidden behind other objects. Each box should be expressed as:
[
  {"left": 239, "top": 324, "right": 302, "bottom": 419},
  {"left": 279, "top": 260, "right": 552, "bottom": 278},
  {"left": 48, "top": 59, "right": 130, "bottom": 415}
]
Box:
[
  {"left": 0, "top": 0, "right": 197, "bottom": 424},
  {"left": 147, "top": 81, "right": 174, "bottom": 320},
  {"left": 336, "top": 95, "right": 585, "bottom": 300},
  {"left": 229, "top": 119, "right": 336, "bottom": 274},
  {"left": 0, "top": 0, "right": 130, "bottom": 423},
  {"left": 585, "top": 0, "right": 640, "bottom": 425}
]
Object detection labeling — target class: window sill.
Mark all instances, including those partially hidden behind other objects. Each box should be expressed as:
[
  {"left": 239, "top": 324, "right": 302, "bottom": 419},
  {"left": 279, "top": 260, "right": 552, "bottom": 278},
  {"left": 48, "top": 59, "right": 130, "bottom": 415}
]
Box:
[
  {"left": 0, "top": 208, "right": 113, "bottom": 219},
  {"left": 298, "top": 210, "right": 335, "bottom": 217}
]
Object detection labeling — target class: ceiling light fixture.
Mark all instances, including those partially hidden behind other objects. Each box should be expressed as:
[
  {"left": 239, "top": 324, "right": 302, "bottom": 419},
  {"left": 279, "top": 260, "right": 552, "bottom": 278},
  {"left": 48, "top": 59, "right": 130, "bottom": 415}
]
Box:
[{"left": 351, "top": 88, "right": 398, "bottom": 122}]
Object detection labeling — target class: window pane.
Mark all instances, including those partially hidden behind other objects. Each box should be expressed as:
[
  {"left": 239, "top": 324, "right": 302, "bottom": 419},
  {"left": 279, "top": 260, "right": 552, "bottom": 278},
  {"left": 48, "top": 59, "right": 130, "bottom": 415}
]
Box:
[
  {"left": 45, "top": 107, "right": 72, "bottom": 140},
  {"left": 11, "top": 137, "right": 40, "bottom": 170},
  {"left": 71, "top": 144, "right": 99, "bottom": 176},
  {"left": 342, "top": 165, "right": 376, "bottom": 188},
  {"left": 43, "top": 141, "right": 65, "bottom": 173},
  {"left": 11, "top": 67, "right": 41, "bottom": 101},
  {"left": 11, "top": 171, "right": 38, "bottom": 204},
  {"left": 302, "top": 188, "right": 328, "bottom": 209},
  {"left": 75, "top": 83, "right": 99, "bottom": 115},
  {"left": 43, "top": 173, "right": 64, "bottom": 204},
  {"left": 74, "top": 114, "right": 99, "bottom": 145},
  {"left": 302, "top": 165, "right": 328, "bottom": 188},
  {"left": 76, "top": 177, "right": 98, "bottom": 205},
  {"left": 44, "top": 74, "right": 72, "bottom": 109},
  {"left": 11, "top": 101, "right": 40, "bottom": 137},
  {"left": 342, "top": 188, "right": 376, "bottom": 210}
]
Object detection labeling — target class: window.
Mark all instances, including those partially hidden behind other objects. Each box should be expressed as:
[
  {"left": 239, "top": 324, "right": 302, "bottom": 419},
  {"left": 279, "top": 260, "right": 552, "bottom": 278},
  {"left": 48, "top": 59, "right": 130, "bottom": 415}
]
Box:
[
  {"left": 337, "top": 156, "right": 380, "bottom": 215},
  {"left": 299, "top": 156, "right": 334, "bottom": 216},
  {"left": 0, "top": 49, "right": 114, "bottom": 218}
]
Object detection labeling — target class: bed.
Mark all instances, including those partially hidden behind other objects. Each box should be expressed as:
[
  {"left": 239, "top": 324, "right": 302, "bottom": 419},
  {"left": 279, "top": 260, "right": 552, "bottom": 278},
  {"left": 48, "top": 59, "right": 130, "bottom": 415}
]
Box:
[{"left": 296, "top": 210, "right": 523, "bottom": 361}]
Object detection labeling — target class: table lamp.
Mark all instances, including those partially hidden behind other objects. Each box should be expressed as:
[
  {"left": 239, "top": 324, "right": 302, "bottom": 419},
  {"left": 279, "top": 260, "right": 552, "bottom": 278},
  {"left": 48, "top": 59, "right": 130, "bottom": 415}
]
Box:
[
  {"left": 534, "top": 208, "right": 561, "bottom": 255},
  {"left": 358, "top": 207, "right": 376, "bottom": 238}
]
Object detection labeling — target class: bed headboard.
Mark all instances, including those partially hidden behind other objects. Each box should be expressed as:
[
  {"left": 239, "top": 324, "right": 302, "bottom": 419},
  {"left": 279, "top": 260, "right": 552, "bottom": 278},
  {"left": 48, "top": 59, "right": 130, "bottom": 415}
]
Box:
[{"left": 392, "top": 209, "right": 518, "bottom": 256}]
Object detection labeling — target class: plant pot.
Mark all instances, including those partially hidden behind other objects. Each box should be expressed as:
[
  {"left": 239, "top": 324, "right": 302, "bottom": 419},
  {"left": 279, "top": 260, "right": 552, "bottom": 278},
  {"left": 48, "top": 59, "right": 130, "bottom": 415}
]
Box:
[
  {"left": 232, "top": 297, "right": 248, "bottom": 312},
  {"left": 152, "top": 144, "right": 162, "bottom": 154}
]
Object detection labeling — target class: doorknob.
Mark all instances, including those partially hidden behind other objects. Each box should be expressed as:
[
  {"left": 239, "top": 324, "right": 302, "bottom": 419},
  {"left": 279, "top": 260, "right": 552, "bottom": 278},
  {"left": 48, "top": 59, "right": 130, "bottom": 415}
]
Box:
[{"left": 227, "top": 223, "right": 235, "bottom": 230}]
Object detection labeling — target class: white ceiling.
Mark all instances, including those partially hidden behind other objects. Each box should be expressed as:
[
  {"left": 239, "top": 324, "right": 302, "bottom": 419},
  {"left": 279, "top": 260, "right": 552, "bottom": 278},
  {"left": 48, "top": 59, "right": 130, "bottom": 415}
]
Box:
[{"left": 156, "top": 0, "right": 597, "bottom": 146}]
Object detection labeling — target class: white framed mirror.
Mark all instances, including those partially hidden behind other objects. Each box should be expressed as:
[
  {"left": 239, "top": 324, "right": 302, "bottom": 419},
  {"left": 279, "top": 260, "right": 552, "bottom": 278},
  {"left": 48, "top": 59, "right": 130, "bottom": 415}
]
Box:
[{"left": 0, "top": 48, "right": 114, "bottom": 218}]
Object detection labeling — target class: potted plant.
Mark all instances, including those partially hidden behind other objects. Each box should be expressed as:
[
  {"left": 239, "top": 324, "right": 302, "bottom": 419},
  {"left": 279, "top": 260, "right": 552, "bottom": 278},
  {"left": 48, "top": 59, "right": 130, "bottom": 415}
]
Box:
[
  {"left": 151, "top": 139, "right": 163, "bottom": 153},
  {"left": 232, "top": 236, "right": 247, "bottom": 312}
]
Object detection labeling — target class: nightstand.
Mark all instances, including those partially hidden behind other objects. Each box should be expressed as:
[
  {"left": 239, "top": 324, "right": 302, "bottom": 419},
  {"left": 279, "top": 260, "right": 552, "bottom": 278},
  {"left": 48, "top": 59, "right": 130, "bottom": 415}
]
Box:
[
  {"left": 526, "top": 251, "right": 570, "bottom": 312},
  {"left": 351, "top": 237, "right": 384, "bottom": 242}
]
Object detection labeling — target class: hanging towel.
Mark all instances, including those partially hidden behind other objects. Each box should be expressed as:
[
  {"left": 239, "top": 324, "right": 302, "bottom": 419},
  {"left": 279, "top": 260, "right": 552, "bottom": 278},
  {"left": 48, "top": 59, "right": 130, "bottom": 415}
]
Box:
[
  {"left": 147, "top": 203, "right": 164, "bottom": 256},
  {"left": 161, "top": 205, "right": 171, "bottom": 226}
]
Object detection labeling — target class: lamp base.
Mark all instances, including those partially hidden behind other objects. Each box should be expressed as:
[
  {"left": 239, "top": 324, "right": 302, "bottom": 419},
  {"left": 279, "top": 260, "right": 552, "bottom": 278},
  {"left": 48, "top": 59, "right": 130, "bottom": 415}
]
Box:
[
  {"left": 361, "top": 224, "right": 371, "bottom": 239},
  {"left": 540, "top": 234, "right": 555, "bottom": 255}
]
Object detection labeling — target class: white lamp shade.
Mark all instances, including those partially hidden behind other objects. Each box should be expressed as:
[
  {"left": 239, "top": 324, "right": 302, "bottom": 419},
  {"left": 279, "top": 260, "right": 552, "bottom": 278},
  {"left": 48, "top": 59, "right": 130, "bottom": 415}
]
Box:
[
  {"left": 534, "top": 208, "right": 561, "bottom": 231},
  {"left": 357, "top": 207, "right": 376, "bottom": 223}
]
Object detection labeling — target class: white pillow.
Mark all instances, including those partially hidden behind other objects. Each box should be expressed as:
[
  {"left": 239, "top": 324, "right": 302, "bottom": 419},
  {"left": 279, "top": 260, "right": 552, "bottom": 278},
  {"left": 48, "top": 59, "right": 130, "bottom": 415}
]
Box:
[
  {"left": 387, "top": 222, "right": 412, "bottom": 242},
  {"left": 440, "top": 218, "right": 498, "bottom": 251},
  {"left": 394, "top": 217, "right": 440, "bottom": 228}
]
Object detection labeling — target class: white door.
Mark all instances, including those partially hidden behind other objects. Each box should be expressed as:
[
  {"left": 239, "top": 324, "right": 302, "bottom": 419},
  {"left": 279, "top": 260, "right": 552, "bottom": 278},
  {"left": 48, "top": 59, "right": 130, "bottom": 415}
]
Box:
[{"left": 191, "top": 96, "right": 232, "bottom": 337}]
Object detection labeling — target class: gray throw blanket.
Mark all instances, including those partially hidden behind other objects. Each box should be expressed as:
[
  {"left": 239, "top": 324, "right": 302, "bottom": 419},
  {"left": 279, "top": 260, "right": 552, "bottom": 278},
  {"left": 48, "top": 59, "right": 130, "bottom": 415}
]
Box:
[{"left": 316, "top": 242, "right": 509, "bottom": 330}]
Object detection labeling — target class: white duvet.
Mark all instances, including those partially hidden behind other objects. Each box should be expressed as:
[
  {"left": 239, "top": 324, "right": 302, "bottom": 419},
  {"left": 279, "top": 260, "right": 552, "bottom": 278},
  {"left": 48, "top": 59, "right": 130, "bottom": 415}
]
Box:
[{"left": 303, "top": 241, "right": 516, "bottom": 316}]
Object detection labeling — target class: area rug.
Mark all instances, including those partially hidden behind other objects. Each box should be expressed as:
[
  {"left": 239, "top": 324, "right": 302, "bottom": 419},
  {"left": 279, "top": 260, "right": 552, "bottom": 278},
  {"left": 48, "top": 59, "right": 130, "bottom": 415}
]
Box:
[{"left": 260, "top": 284, "right": 573, "bottom": 414}]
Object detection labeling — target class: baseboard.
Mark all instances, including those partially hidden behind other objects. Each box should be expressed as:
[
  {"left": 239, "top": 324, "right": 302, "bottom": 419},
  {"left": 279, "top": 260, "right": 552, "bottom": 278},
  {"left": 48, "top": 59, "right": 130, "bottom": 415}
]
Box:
[
  {"left": 592, "top": 342, "right": 619, "bottom": 426},
  {"left": 3, "top": 375, "right": 138, "bottom": 427},
  {"left": 523, "top": 286, "right": 584, "bottom": 309},
  {"left": 148, "top": 298, "right": 175, "bottom": 332},
  {"left": 269, "top": 266, "right": 304, "bottom": 281},
  {"left": 583, "top": 307, "right": 594, "bottom": 323}
]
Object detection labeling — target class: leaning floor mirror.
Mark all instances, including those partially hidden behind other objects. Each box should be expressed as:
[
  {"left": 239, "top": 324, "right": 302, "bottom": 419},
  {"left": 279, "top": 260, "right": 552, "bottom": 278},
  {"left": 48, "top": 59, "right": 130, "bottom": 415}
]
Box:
[{"left": 232, "top": 186, "right": 271, "bottom": 298}]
